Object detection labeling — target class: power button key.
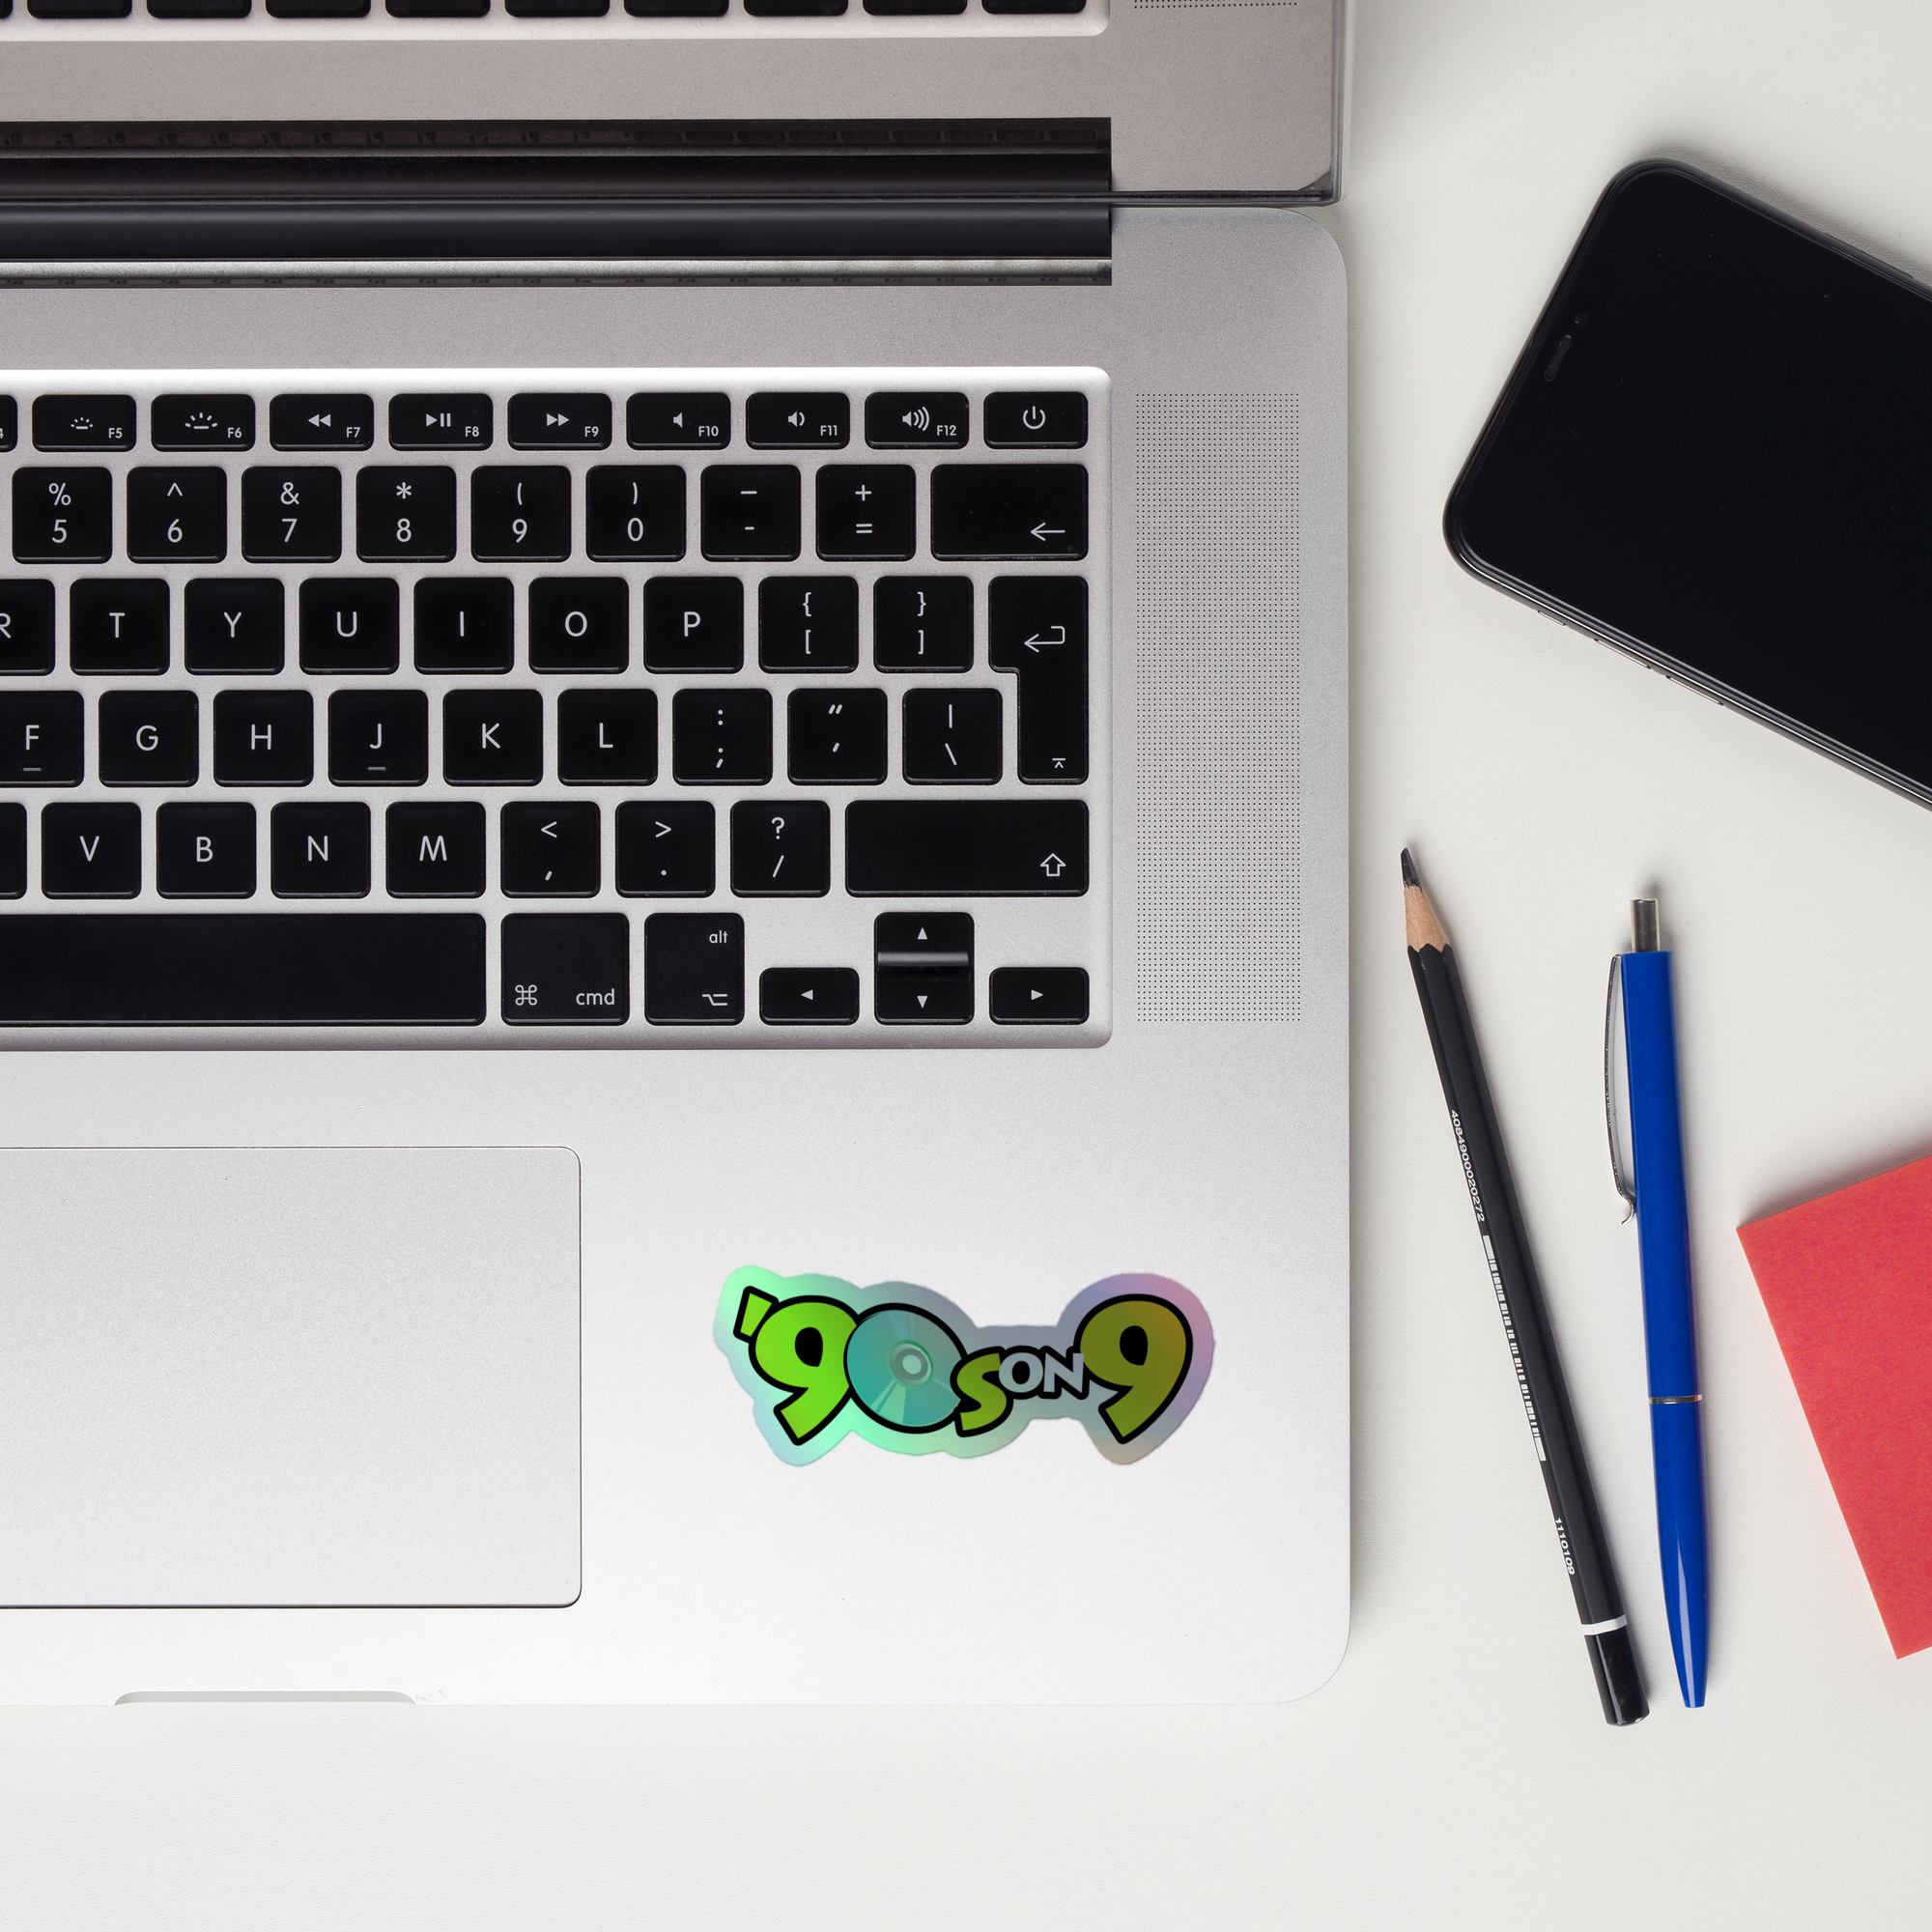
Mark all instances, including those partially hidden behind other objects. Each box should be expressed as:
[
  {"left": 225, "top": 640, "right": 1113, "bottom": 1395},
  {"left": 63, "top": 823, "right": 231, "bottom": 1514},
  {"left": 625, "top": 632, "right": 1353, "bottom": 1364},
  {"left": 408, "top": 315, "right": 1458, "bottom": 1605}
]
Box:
[{"left": 982, "top": 391, "right": 1088, "bottom": 449}]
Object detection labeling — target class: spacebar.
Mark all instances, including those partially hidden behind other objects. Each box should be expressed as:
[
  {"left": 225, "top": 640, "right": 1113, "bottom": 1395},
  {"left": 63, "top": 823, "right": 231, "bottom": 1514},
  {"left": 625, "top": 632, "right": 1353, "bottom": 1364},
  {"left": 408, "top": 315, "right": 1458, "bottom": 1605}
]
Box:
[{"left": 0, "top": 915, "right": 488, "bottom": 1026}]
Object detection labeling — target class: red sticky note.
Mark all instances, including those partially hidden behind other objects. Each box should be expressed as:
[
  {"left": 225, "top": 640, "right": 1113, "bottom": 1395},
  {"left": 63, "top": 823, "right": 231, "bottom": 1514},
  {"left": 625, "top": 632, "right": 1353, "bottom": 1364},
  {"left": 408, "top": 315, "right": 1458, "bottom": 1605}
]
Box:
[{"left": 1740, "top": 1154, "right": 1932, "bottom": 1658}]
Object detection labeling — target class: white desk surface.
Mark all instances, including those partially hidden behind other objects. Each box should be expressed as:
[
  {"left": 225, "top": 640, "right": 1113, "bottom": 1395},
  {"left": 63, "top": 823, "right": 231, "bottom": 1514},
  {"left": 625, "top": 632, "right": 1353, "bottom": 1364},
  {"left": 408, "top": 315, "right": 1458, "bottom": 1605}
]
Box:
[{"left": 11, "top": 2, "right": 1932, "bottom": 1924}]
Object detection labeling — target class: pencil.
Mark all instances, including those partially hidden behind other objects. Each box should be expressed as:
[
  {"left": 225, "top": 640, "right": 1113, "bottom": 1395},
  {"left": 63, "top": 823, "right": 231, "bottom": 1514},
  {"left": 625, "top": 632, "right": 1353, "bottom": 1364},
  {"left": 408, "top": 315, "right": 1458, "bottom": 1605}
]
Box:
[{"left": 1403, "top": 849, "right": 1647, "bottom": 1725}]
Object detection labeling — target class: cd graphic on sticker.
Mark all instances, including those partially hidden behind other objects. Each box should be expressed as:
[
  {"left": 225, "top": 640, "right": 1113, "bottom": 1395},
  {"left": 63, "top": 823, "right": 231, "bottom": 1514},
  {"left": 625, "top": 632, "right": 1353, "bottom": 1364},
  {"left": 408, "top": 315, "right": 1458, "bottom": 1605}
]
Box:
[{"left": 844, "top": 1306, "right": 965, "bottom": 1432}]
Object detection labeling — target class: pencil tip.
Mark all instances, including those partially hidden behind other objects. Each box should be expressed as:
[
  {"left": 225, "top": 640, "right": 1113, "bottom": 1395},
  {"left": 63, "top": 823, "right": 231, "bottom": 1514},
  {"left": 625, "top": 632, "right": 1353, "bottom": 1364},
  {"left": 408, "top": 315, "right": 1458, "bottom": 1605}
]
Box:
[{"left": 1400, "top": 848, "right": 1418, "bottom": 888}]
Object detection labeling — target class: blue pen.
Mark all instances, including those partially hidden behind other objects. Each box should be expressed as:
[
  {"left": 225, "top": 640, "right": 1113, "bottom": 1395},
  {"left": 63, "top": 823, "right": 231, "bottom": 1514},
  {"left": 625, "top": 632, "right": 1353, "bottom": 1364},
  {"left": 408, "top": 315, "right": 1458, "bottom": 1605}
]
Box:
[{"left": 1614, "top": 897, "right": 1709, "bottom": 1708}]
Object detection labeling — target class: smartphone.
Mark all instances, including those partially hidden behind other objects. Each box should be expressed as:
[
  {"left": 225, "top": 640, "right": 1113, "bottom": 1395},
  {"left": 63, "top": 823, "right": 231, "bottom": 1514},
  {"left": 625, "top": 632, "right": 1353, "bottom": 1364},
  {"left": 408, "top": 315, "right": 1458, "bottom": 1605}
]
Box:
[{"left": 1446, "top": 161, "right": 1932, "bottom": 806}]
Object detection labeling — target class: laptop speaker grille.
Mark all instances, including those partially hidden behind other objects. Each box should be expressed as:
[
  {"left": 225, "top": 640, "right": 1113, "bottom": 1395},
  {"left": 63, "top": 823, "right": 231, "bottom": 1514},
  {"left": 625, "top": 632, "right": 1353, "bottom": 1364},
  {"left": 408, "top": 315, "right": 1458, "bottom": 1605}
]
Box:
[{"left": 1133, "top": 392, "right": 1301, "bottom": 1023}]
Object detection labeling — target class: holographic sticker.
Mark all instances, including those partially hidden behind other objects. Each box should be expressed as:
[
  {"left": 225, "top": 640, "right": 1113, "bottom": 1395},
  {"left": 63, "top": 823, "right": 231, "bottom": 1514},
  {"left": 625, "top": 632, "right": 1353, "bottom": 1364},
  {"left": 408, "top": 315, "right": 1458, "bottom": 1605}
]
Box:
[{"left": 716, "top": 1268, "right": 1213, "bottom": 1466}]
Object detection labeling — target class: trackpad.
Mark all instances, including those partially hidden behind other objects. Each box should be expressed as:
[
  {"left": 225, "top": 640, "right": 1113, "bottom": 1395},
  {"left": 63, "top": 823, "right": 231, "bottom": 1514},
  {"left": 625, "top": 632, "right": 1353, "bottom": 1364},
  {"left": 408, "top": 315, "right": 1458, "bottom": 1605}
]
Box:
[{"left": 0, "top": 1148, "right": 579, "bottom": 1606}]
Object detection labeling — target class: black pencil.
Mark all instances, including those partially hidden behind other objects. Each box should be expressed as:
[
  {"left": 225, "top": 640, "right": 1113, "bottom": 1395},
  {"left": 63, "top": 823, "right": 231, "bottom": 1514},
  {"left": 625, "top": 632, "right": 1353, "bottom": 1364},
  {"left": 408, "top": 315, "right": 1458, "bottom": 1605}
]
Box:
[{"left": 1403, "top": 849, "right": 1647, "bottom": 1726}]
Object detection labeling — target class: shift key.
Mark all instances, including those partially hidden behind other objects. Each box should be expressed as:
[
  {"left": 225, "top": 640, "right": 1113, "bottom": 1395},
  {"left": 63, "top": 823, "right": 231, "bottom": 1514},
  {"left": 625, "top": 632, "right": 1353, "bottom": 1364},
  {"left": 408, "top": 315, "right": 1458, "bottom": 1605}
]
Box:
[
  {"left": 845, "top": 800, "right": 1088, "bottom": 895},
  {"left": 929, "top": 465, "right": 1087, "bottom": 560}
]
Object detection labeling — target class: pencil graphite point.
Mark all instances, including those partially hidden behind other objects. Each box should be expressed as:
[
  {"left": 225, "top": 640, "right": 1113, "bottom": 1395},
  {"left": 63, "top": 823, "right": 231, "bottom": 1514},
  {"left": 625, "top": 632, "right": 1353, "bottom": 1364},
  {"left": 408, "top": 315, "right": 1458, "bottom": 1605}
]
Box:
[{"left": 1402, "top": 851, "right": 1450, "bottom": 952}]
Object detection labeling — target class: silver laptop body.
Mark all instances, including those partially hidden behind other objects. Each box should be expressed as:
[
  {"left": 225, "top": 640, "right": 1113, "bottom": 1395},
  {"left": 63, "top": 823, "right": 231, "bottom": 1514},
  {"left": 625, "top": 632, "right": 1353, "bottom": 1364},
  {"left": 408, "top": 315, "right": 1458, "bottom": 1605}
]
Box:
[{"left": 0, "top": 16, "right": 1348, "bottom": 1703}]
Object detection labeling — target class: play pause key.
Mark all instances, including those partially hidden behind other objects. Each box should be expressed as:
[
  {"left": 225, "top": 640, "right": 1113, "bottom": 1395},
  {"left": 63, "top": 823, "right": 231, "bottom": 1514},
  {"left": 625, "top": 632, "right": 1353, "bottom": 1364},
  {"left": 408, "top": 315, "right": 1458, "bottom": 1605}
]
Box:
[
  {"left": 759, "top": 967, "right": 860, "bottom": 1026},
  {"left": 989, "top": 967, "right": 1089, "bottom": 1025}
]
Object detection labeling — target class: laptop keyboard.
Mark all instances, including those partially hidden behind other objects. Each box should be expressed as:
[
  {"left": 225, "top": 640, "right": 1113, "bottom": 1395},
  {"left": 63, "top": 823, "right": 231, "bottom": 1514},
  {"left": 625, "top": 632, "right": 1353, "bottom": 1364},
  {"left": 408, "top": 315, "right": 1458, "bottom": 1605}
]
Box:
[{"left": 0, "top": 367, "right": 1108, "bottom": 1041}]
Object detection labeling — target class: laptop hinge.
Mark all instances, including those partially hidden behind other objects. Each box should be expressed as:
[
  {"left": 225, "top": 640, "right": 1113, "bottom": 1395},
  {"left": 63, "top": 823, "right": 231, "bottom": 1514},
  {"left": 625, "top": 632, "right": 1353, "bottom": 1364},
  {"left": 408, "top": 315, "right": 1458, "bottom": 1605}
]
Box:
[{"left": 0, "top": 122, "right": 1112, "bottom": 285}]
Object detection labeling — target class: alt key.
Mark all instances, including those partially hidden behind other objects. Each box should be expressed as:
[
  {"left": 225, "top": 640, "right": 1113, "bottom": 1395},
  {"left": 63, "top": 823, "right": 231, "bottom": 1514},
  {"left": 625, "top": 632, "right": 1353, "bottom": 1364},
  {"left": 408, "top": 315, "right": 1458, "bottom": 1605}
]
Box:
[
  {"left": 988, "top": 966, "right": 1089, "bottom": 1024},
  {"left": 759, "top": 966, "right": 860, "bottom": 1026}
]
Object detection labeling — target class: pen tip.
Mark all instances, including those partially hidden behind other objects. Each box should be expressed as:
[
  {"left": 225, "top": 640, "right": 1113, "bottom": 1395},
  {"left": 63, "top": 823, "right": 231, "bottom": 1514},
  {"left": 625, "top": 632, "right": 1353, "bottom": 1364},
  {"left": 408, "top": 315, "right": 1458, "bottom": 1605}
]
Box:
[{"left": 1400, "top": 848, "right": 1419, "bottom": 889}]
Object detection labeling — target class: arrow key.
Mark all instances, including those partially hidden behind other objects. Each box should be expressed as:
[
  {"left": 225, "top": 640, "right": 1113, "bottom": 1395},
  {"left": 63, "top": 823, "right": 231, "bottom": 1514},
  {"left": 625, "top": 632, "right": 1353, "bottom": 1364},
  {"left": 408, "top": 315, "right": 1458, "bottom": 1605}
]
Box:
[
  {"left": 500, "top": 801, "right": 600, "bottom": 896},
  {"left": 989, "top": 966, "right": 1089, "bottom": 1025},
  {"left": 759, "top": 967, "right": 860, "bottom": 1026}
]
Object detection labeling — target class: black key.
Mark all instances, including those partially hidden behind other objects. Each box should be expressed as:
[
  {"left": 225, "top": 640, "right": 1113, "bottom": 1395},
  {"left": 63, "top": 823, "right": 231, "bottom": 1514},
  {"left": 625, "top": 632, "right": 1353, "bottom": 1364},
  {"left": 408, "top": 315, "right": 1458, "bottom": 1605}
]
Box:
[
  {"left": 500, "top": 912, "right": 628, "bottom": 1027},
  {"left": 99, "top": 691, "right": 198, "bottom": 785},
  {"left": 508, "top": 392, "right": 611, "bottom": 449},
  {"left": 700, "top": 466, "right": 800, "bottom": 561},
  {"left": 357, "top": 467, "right": 456, "bottom": 563},
  {"left": 501, "top": 802, "right": 601, "bottom": 896},
  {"left": 386, "top": 802, "right": 486, "bottom": 897},
  {"left": 982, "top": 0, "right": 1085, "bottom": 10},
  {"left": 71, "top": 581, "right": 169, "bottom": 674},
  {"left": 846, "top": 800, "right": 1088, "bottom": 895},
  {"left": 156, "top": 803, "right": 257, "bottom": 898},
  {"left": 873, "top": 911, "right": 973, "bottom": 1025},
  {"left": 989, "top": 966, "right": 1089, "bottom": 1023},
  {"left": 42, "top": 804, "right": 142, "bottom": 898},
  {"left": 816, "top": 466, "right": 915, "bottom": 561},
  {"left": 744, "top": 0, "right": 844, "bottom": 10},
  {"left": 127, "top": 468, "right": 228, "bottom": 564},
  {"left": 644, "top": 911, "right": 743, "bottom": 1024},
  {"left": 626, "top": 0, "right": 724, "bottom": 12},
  {"left": 185, "top": 579, "right": 285, "bottom": 674},
  {"left": 472, "top": 467, "right": 570, "bottom": 562},
  {"left": 270, "top": 393, "right": 374, "bottom": 450},
  {"left": 874, "top": 577, "right": 972, "bottom": 670},
  {"left": 903, "top": 689, "right": 1002, "bottom": 784},
  {"left": 242, "top": 466, "right": 342, "bottom": 563},
  {"left": 865, "top": 0, "right": 963, "bottom": 11},
  {"left": 32, "top": 394, "right": 134, "bottom": 453},
  {"left": 327, "top": 690, "right": 428, "bottom": 785},
  {"left": 390, "top": 393, "right": 492, "bottom": 451},
  {"left": 387, "top": 0, "right": 486, "bottom": 13},
  {"left": 29, "top": 0, "right": 131, "bottom": 14},
  {"left": 150, "top": 3, "right": 253, "bottom": 19},
  {"left": 443, "top": 689, "right": 543, "bottom": 785},
  {"left": 0, "top": 913, "right": 484, "bottom": 1026},
  {"left": 530, "top": 578, "right": 629, "bottom": 673},
  {"left": 730, "top": 799, "right": 830, "bottom": 896},
  {"left": 0, "top": 399, "right": 15, "bottom": 452},
  {"left": 558, "top": 689, "right": 657, "bottom": 785},
  {"left": 759, "top": 967, "right": 859, "bottom": 1026},
  {"left": 866, "top": 391, "right": 970, "bottom": 449},
  {"left": 213, "top": 690, "right": 313, "bottom": 785},
  {"left": 759, "top": 577, "right": 858, "bottom": 672},
  {"left": 266, "top": 0, "right": 368, "bottom": 13},
  {"left": 788, "top": 687, "right": 887, "bottom": 785},
  {"left": 747, "top": 394, "right": 850, "bottom": 447},
  {"left": 152, "top": 394, "right": 256, "bottom": 452},
  {"left": 627, "top": 392, "right": 729, "bottom": 448},
  {"left": 13, "top": 469, "right": 112, "bottom": 564},
  {"left": 271, "top": 803, "right": 370, "bottom": 896},
  {"left": 644, "top": 577, "right": 742, "bottom": 672},
  {"left": 0, "top": 692, "right": 83, "bottom": 783},
  {"left": 931, "top": 465, "right": 1088, "bottom": 560},
  {"left": 414, "top": 578, "right": 514, "bottom": 673},
  {"left": 0, "top": 803, "right": 23, "bottom": 898},
  {"left": 0, "top": 580, "right": 56, "bottom": 674},
  {"left": 615, "top": 800, "right": 712, "bottom": 896},
  {"left": 987, "top": 576, "right": 1088, "bottom": 782},
  {"left": 672, "top": 688, "right": 771, "bottom": 784},
  {"left": 585, "top": 466, "right": 685, "bottom": 561},
  {"left": 300, "top": 580, "right": 400, "bottom": 674},
  {"left": 983, "top": 390, "right": 1090, "bottom": 447}
]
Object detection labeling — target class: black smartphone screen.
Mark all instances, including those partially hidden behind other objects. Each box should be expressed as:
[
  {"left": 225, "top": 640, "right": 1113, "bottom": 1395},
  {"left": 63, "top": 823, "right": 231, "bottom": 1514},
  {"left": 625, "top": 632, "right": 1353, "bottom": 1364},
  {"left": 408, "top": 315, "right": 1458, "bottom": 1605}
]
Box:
[{"left": 1447, "top": 162, "right": 1932, "bottom": 798}]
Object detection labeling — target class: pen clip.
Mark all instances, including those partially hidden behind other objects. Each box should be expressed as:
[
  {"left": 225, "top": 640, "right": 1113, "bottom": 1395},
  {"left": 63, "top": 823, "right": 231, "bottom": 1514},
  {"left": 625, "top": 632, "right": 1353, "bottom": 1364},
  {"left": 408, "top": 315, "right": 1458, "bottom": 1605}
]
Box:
[{"left": 1604, "top": 955, "right": 1636, "bottom": 1223}]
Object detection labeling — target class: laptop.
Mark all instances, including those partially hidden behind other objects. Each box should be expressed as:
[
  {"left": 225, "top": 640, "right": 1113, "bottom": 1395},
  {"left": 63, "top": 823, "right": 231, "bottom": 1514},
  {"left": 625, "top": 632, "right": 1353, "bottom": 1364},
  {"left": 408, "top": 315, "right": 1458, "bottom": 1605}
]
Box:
[{"left": 0, "top": 4, "right": 1349, "bottom": 1703}]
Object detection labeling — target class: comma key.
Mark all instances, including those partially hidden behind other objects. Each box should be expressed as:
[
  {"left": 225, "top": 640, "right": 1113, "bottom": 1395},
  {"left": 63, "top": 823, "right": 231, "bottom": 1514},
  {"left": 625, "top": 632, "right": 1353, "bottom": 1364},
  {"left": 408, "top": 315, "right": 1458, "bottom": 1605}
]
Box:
[{"left": 501, "top": 913, "right": 630, "bottom": 1025}]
